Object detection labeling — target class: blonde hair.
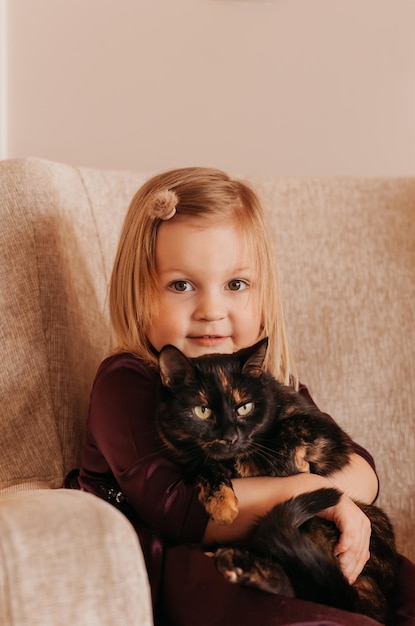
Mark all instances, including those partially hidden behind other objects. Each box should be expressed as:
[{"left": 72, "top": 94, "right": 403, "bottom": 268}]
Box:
[{"left": 109, "top": 167, "right": 297, "bottom": 386}]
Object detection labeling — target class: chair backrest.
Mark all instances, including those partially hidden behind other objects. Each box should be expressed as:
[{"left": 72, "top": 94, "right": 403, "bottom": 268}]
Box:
[
  {"left": 257, "top": 175, "right": 415, "bottom": 560},
  {"left": 0, "top": 158, "right": 145, "bottom": 489}
]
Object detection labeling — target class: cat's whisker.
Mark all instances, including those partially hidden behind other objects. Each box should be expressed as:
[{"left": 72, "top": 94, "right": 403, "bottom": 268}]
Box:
[
  {"left": 158, "top": 435, "right": 205, "bottom": 464},
  {"left": 246, "top": 440, "right": 282, "bottom": 462}
]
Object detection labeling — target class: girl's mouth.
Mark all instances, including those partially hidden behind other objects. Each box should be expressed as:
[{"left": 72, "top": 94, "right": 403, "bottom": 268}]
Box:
[{"left": 189, "top": 335, "right": 227, "bottom": 346}]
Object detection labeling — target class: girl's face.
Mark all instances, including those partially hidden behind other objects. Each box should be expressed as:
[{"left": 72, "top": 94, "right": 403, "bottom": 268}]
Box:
[{"left": 147, "top": 217, "right": 262, "bottom": 359}]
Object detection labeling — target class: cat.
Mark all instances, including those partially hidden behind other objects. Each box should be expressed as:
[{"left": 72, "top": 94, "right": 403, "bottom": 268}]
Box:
[{"left": 156, "top": 338, "right": 399, "bottom": 625}]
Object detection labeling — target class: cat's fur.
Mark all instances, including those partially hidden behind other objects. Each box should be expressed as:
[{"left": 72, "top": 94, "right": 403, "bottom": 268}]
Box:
[{"left": 156, "top": 338, "right": 399, "bottom": 624}]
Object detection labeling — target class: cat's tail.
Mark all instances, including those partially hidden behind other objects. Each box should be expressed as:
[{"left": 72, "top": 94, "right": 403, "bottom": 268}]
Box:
[{"left": 250, "top": 487, "right": 360, "bottom": 611}]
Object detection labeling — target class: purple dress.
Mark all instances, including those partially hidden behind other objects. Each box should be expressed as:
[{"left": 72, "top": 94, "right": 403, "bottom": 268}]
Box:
[{"left": 74, "top": 353, "right": 415, "bottom": 626}]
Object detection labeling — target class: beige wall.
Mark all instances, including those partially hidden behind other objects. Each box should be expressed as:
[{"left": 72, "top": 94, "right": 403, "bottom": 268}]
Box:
[{"left": 2, "top": 0, "right": 415, "bottom": 176}]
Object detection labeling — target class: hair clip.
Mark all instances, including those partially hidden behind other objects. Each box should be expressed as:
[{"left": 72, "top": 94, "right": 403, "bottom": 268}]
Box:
[{"left": 148, "top": 189, "right": 178, "bottom": 220}]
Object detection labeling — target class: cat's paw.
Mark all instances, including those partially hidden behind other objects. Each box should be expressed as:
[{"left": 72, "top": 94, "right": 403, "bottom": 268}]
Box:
[
  {"left": 215, "top": 547, "right": 294, "bottom": 596},
  {"left": 216, "top": 547, "right": 273, "bottom": 590},
  {"left": 200, "top": 484, "right": 239, "bottom": 524},
  {"left": 294, "top": 445, "right": 310, "bottom": 473},
  {"left": 215, "top": 547, "right": 247, "bottom": 584}
]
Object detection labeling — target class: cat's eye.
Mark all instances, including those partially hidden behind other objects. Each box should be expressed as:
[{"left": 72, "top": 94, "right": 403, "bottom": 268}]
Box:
[
  {"left": 236, "top": 402, "right": 254, "bottom": 417},
  {"left": 194, "top": 406, "right": 212, "bottom": 420}
]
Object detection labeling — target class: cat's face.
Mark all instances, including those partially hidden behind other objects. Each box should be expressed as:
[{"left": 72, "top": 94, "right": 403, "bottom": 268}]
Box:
[{"left": 157, "top": 339, "right": 271, "bottom": 461}]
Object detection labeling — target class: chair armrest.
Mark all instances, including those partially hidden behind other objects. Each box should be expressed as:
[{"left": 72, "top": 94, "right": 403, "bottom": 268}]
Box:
[{"left": 0, "top": 489, "right": 152, "bottom": 626}]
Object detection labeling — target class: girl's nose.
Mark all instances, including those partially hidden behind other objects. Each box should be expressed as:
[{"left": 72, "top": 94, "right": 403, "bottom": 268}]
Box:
[{"left": 193, "top": 293, "right": 226, "bottom": 322}]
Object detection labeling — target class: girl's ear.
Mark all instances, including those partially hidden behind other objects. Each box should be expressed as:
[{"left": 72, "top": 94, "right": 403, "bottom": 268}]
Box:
[
  {"left": 241, "top": 338, "right": 268, "bottom": 377},
  {"left": 158, "top": 345, "right": 195, "bottom": 387}
]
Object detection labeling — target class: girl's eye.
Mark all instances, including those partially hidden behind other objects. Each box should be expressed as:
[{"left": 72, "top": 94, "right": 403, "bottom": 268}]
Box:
[
  {"left": 227, "top": 279, "right": 248, "bottom": 292},
  {"left": 236, "top": 402, "right": 254, "bottom": 417},
  {"left": 169, "top": 280, "right": 193, "bottom": 292},
  {"left": 193, "top": 406, "right": 212, "bottom": 420}
]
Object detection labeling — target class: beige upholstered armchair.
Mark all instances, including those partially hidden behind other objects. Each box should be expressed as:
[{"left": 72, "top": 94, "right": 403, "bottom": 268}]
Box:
[
  {"left": 1, "top": 158, "right": 414, "bottom": 624},
  {"left": 0, "top": 158, "right": 152, "bottom": 625}
]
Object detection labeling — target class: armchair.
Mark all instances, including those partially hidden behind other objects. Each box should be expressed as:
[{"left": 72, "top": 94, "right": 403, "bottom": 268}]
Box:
[{"left": 1, "top": 157, "right": 413, "bottom": 624}]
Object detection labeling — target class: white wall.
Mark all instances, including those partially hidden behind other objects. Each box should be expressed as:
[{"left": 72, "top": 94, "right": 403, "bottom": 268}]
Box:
[{"left": 2, "top": 0, "right": 415, "bottom": 176}]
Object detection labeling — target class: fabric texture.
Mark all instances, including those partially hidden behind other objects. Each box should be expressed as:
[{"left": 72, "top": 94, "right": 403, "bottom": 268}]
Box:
[
  {"left": 0, "top": 158, "right": 146, "bottom": 488},
  {"left": 0, "top": 489, "right": 152, "bottom": 626}
]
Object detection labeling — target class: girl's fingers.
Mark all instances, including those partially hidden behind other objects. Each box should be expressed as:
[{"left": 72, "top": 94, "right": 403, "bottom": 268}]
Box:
[
  {"left": 319, "top": 494, "right": 372, "bottom": 583},
  {"left": 336, "top": 544, "right": 371, "bottom": 583}
]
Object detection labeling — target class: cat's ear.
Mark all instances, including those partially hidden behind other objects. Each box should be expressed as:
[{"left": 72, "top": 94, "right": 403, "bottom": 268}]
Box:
[
  {"left": 241, "top": 338, "right": 268, "bottom": 377},
  {"left": 158, "top": 345, "right": 195, "bottom": 387}
]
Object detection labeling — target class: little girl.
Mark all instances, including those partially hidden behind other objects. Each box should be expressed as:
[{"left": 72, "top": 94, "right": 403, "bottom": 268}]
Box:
[{"left": 74, "top": 168, "right": 414, "bottom": 625}]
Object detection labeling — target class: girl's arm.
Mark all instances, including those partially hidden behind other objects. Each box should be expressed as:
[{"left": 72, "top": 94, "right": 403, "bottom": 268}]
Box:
[{"left": 203, "top": 452, "right": 378, "bottom": 584}]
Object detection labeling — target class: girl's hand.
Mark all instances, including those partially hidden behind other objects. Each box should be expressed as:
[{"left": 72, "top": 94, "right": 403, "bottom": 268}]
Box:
[{"left": 318, "top": 493, "right": 371, "bottom": 584}]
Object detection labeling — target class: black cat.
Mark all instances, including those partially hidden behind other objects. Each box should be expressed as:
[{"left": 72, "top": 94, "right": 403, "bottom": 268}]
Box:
[{"left": 156, "top": 338, "right": 399, "bottom": 624}]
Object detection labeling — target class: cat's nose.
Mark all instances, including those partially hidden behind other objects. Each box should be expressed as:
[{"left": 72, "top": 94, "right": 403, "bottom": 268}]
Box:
[{"left": 222, "top": 432, "right": 239, "bottom": 447}]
